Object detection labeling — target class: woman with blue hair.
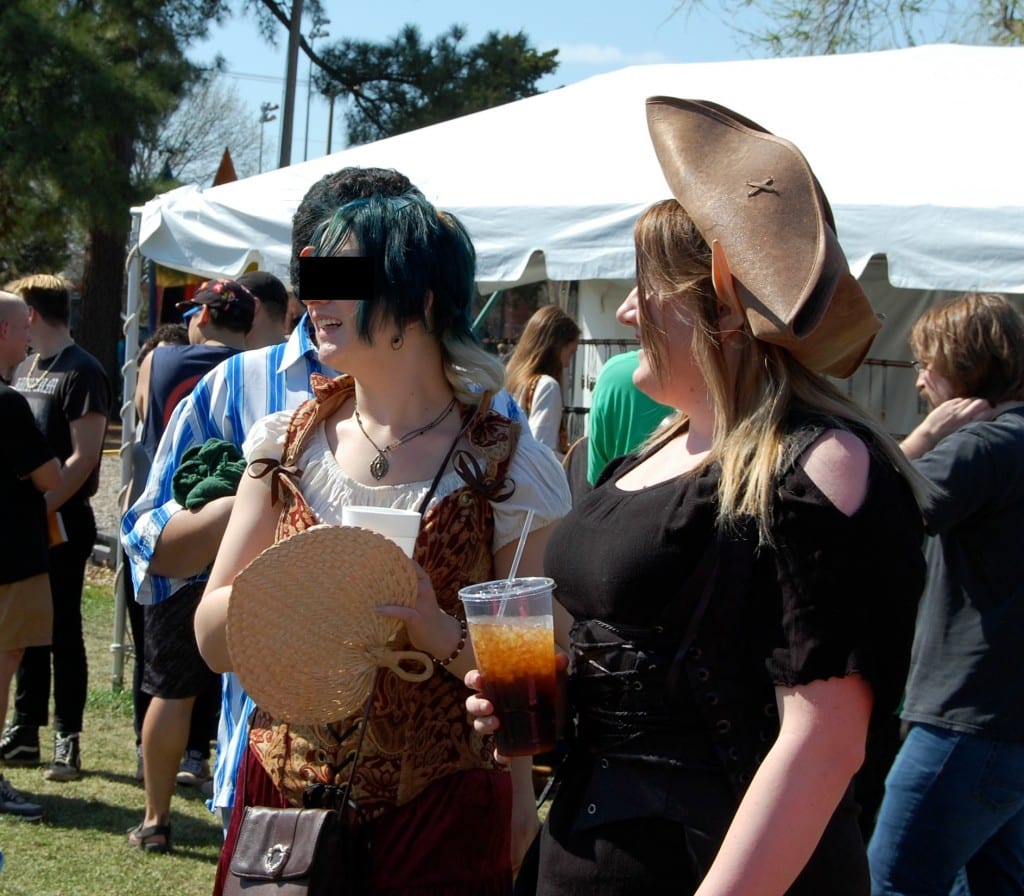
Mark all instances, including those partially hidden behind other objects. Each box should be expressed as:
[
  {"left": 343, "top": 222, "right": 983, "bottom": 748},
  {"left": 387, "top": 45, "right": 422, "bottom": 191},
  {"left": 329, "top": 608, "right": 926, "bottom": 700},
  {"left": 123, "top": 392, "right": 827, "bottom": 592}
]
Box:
[{"left": 196, "top": 185, "right": 571, "bottom": 895}]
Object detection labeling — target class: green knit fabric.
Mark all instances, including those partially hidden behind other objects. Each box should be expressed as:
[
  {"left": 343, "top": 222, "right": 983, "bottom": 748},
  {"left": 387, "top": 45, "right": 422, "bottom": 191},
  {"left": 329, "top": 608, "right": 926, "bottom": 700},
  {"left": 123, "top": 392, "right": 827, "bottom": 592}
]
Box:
[{"left": 171, "top": 438, "right": 247, "bottom": 510}]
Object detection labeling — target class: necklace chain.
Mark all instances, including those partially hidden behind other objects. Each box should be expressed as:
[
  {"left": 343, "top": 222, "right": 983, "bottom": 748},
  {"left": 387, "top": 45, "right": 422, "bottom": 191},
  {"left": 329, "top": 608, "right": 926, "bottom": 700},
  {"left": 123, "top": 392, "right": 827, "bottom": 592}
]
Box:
[
  {"left": 21, "top": 344, "right": 69, "bottom": 391},
  {"left": 354, "top": 397, "right": 458, "bottom": 480}
]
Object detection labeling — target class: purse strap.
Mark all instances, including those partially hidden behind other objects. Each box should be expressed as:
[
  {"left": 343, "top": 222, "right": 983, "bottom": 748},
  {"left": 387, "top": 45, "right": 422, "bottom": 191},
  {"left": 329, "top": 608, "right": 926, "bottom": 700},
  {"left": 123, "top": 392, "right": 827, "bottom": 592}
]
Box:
[
  {"left": 415, "top": 398, "right": 482, "bottom": 515},
  {"left": 304, "top": 667, "right": 381, "bottom": 818},
  {"left": 340, "top": 668, "right": 380, "bottom": 799}
]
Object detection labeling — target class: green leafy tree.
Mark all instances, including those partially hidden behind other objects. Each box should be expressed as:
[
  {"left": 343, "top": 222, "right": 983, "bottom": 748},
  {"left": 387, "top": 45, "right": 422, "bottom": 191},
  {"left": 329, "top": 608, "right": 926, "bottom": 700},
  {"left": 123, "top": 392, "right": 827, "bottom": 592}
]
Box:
[
  {"left": 314, "top": 25, "right": 559, "bottom": 145},
  {"left": 0, "top": 0, "right": 228, "bottom": 387},
  {"left": 672, "top": 0, "right": 1024, "bottom": 56}
]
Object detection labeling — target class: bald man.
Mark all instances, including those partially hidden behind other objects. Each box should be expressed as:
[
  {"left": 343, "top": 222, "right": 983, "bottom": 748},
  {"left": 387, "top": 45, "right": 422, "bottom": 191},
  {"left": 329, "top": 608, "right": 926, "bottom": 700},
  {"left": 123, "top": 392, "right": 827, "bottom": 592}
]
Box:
[{"left": 0, "top": 292, "right": 59, "bottom": 820}]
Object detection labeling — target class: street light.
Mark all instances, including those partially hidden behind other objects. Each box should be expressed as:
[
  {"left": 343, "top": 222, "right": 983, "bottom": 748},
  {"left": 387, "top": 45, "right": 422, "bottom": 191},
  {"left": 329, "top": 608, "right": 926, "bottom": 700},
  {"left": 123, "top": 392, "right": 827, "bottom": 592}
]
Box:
[
  {"left": 303, "top": 15, "right": 330, "bottom": 162},
  {"left": 259, "top": 101, "right": 278, "bottom": 173}
]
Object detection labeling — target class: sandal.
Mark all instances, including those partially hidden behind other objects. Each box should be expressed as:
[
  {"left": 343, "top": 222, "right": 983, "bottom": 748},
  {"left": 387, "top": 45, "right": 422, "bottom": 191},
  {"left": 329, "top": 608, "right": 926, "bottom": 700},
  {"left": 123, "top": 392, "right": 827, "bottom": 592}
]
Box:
[{"left": 127, "top": 821, "right": 172, "bottom": 853}]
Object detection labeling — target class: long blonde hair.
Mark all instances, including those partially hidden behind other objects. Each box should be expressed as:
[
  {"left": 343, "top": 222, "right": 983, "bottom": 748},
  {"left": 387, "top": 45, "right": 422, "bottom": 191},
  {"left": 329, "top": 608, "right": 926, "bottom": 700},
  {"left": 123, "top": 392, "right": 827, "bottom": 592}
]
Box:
[
  {"left": 634, "top": 199, "right": 927, "bottom": 543},
  {"left": 505, "top": 304, "right": 580, "bottom": 405}
]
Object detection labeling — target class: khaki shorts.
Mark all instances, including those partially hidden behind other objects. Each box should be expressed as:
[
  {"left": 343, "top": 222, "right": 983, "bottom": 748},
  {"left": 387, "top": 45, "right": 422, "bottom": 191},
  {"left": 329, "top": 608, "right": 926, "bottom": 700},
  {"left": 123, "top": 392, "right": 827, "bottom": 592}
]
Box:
[{"left": 0, "top": 573, "right": 53, "bottom": 651}]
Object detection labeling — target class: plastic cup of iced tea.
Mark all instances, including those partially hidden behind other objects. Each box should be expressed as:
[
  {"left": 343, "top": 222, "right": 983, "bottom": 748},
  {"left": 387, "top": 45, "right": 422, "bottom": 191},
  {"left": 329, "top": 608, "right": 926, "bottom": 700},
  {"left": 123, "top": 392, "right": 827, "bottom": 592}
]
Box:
[{"left": 458, "top": 577, "right": 558, "bottom": 757}]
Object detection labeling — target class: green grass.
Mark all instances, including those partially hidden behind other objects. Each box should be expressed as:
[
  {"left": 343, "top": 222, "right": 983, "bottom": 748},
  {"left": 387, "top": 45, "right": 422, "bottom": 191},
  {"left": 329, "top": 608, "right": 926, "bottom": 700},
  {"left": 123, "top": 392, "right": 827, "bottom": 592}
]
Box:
[{"left": 0, "top": 572, "right": 223, "bottom": 895}]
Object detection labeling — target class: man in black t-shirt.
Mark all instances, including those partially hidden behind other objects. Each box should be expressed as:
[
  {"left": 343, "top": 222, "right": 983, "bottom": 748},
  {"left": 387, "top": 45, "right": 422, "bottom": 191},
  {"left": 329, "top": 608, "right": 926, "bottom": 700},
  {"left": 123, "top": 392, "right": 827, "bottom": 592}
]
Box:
[{"left": 0, "top": 275, "right": 110, "bottom": 783}]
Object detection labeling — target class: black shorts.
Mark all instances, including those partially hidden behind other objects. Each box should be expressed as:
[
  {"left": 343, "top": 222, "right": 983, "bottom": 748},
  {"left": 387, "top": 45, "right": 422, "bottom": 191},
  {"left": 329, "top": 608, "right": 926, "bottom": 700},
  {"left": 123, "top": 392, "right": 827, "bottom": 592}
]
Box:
[{"left": 142, "top": 581, "right": 219, "bottom": 699}]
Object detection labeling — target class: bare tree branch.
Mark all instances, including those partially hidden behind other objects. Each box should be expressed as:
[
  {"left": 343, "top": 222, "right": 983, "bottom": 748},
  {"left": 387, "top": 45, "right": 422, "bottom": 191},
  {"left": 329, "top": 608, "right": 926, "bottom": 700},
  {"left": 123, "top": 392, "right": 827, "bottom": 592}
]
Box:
[{"left": 669, "top": 0, "right": 1020, "bottom": 56}]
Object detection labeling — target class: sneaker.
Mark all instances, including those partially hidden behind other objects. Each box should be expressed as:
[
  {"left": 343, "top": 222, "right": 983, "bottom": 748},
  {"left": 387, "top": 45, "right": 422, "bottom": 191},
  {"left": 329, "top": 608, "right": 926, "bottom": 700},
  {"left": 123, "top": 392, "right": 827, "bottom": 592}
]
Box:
[
  {"left": 0, "top": 774, "right": 43, "bottom": 821},
  {"left": 175, "top": 750, "right": 211, "bottom": 787},
  {"left": 44, "top": 732, "right": 81, "bottom": 782},
  {"left": 0, "top": 725, "right": 40, "bottom": 765}
]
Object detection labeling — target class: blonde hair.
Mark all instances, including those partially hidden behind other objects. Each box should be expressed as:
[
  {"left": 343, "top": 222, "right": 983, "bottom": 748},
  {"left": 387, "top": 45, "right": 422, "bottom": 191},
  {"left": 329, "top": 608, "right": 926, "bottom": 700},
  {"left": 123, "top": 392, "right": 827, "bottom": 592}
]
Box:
[
  {"left": 4, "top": 273, "right": 71, "bottom": 326},
  {"left": 441, "top": 331, "right": 507, "bottom": 404},
  {"left": 505, "top": 304, "right": 580, "bottom": 404},
  {"left": 634, "top": 199, "right": 926, "bottom": 544}
]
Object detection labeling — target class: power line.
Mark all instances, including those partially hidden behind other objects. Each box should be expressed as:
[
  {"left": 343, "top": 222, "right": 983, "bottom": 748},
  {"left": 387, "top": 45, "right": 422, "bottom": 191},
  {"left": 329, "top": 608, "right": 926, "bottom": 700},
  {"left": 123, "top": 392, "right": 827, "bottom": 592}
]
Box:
[{"left": 217, "top": 69, "right": 296, "bottom": 86}]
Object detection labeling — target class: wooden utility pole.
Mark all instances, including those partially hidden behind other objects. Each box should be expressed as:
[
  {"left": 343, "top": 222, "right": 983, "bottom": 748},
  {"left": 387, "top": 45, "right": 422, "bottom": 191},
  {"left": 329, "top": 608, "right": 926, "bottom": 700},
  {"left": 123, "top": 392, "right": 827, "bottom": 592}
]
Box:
[{"left": 278, "top": 0, "right": 304, "bottom": 167}]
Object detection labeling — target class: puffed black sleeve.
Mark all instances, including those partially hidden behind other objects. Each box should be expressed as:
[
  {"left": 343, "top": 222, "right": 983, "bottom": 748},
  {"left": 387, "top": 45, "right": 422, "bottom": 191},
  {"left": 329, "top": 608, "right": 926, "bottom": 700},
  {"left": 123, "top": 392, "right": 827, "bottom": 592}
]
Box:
[{"left": 762, "top": 448, "right": 926, "bottom": 724}]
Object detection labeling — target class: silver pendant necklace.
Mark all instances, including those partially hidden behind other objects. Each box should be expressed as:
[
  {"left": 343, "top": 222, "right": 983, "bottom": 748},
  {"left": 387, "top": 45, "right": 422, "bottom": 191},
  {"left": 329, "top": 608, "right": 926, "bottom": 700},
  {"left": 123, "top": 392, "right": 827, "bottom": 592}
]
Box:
[{"left": 354, "top": 397, "right": 458, "bottom": 480}]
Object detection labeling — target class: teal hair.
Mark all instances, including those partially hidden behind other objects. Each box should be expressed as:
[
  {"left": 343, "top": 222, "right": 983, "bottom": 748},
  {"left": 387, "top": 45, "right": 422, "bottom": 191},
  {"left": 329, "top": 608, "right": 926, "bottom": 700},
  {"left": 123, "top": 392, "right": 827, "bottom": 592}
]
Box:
[
  {"left": 310, "top": 192, "right": 475, "bottom": 345},
  {"left": 310, "top": 191, "right": 505, "bottom": 399}
]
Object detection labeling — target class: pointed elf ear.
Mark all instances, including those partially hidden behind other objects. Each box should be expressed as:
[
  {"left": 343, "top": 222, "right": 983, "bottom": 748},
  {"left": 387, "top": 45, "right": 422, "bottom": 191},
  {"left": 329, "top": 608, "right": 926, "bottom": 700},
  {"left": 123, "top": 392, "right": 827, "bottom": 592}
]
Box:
[{"left": 711, "top": 241, "right": 745, "bottom": 332}]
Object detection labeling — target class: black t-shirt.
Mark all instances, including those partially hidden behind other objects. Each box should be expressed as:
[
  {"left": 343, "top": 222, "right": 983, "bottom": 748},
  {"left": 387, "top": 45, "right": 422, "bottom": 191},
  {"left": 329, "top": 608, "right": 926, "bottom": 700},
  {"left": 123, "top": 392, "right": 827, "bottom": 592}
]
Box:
[
  {"left": 13, "top": 343, "right": 111, "bottom": 505},
  {"left": 904, "top": 407, "right": 1024, "bottom": 739},
  {"left": 0, "top": 382, "right": 56, "bottom": 583},
  {"left": 140, "top": 344, "right": 239, "bottom": 465}
]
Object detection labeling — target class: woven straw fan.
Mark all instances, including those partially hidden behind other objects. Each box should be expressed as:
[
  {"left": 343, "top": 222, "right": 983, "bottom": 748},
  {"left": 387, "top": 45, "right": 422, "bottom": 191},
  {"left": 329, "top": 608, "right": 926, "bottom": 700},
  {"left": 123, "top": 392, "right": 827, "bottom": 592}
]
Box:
[{"left": 227, "top": 524, "right": 432, "bottom": 724}]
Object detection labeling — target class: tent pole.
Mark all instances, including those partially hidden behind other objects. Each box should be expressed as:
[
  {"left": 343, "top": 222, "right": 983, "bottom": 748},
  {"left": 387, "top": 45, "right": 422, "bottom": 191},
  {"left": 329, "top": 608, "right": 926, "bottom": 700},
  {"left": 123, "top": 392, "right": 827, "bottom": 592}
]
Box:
[
  {"left": 110, "top": 210, "right": 143, "bottom": 692},
  {"left": 472, "top": 290, "right": 503, "bottom": 335}
]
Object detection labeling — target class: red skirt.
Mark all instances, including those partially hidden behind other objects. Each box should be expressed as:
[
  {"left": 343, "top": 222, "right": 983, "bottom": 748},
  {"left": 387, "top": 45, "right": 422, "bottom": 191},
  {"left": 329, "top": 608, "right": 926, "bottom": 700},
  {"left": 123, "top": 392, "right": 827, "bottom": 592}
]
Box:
[{"left": 214, "top": 745, "right": 513, "bottom": 896}]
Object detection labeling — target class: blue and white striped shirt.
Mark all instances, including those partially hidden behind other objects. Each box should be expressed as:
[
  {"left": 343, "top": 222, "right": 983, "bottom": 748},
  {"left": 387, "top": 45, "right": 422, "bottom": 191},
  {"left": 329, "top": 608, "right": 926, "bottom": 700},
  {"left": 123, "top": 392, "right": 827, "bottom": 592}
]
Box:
[
  {"left": 121, "top": 317, "right": 334, "bottom": 813},
  {"left": 121, "top": 318, "right": 334, "bottom": 606}
]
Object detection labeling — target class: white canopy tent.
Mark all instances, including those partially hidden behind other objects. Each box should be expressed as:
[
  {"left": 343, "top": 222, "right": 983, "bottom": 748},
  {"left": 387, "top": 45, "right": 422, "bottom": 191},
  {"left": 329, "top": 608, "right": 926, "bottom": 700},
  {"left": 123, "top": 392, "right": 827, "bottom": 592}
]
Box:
[{"left": 135, "top": 43, "right": 1024, "bottom": 295}]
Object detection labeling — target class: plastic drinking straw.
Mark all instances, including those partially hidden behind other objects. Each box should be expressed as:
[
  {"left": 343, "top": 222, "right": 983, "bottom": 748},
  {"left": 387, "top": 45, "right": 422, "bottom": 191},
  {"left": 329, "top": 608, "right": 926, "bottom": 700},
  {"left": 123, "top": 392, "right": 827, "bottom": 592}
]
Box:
[{"left": 507, "top": 509, "right": 534, "bottom": 583}]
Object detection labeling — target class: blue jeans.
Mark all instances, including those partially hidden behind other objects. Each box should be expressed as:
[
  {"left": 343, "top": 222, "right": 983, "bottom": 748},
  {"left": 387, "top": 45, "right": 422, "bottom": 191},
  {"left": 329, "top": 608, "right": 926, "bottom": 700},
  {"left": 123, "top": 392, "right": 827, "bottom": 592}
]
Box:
[{"left": 868, "top": 723, "right": 1024, "bottom": 895}]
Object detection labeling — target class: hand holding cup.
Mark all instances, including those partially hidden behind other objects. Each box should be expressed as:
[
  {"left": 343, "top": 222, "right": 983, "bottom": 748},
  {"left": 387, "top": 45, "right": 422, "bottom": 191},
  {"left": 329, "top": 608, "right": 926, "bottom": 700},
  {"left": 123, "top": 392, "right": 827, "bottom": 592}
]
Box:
[
  {"left": 459, "top": 577, "right": 560, "bottom": 758},
  {"left": 466, "top": 652, "right": 569, "bottom": 762}
]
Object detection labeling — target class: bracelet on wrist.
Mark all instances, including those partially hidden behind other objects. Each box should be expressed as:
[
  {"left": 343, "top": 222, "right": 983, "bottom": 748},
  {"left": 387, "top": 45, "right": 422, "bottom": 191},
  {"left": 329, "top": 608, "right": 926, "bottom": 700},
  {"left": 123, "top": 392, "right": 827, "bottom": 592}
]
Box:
[{"left": 433, "top": 614, "right": 467, "bottom": 667}]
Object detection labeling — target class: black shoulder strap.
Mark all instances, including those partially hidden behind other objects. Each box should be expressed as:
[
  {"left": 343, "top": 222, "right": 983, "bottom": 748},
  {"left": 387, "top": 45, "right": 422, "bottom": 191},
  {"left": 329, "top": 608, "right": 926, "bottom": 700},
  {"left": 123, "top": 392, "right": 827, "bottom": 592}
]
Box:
[{"left": 415, "top": 402, "right": 477, "bottom": 515}]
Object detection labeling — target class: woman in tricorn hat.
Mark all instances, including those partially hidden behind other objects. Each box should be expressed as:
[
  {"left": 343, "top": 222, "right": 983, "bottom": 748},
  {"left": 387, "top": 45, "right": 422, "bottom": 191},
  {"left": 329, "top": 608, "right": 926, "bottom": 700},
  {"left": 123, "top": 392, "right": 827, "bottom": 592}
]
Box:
[{"left": 467, "top": 97, "right": 929, "bottom": 894}]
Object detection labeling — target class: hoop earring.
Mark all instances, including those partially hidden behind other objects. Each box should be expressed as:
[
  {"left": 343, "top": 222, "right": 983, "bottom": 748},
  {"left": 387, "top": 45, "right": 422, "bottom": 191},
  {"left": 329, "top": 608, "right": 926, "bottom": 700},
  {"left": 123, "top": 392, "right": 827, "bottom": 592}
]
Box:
[{"left": 390, "top": 332, "right": 404, "bottom": 351}]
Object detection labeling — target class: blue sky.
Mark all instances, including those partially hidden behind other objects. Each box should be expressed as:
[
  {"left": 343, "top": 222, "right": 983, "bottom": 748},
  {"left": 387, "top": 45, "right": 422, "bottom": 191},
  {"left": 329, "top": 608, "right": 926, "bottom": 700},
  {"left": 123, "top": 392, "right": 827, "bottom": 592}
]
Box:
[{"left": 188, "top": 1, "right": 773, "bottom": 165}]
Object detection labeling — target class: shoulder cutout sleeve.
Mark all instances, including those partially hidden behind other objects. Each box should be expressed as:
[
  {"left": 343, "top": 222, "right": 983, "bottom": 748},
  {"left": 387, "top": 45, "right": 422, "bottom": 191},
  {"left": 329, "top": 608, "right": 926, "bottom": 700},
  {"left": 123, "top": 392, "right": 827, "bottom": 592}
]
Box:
[{"left": 763, "top": 449, "right": 925, "bottom": 723}]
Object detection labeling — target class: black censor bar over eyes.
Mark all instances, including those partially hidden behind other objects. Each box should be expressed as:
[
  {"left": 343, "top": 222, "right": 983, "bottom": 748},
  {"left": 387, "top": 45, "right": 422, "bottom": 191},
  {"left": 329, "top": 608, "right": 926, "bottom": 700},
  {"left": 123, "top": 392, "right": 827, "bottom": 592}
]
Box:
[{"left": 299, "top": 256, "right": 377, "bottom": 302}]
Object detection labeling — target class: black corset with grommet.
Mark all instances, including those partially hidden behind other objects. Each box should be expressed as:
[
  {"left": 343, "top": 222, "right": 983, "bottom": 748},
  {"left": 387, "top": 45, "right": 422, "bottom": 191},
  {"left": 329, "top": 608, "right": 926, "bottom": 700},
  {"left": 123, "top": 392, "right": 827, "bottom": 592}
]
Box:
[{"left": 566, "top": 533, "right": 781, "bottom": 798}]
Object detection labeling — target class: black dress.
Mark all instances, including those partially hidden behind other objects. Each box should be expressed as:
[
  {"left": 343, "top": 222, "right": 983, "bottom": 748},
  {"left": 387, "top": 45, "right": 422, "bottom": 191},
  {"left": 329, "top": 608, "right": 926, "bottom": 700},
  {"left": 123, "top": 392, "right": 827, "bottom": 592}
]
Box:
[{"left": 521, "top": 421, "right": 926, "bottom": 896}]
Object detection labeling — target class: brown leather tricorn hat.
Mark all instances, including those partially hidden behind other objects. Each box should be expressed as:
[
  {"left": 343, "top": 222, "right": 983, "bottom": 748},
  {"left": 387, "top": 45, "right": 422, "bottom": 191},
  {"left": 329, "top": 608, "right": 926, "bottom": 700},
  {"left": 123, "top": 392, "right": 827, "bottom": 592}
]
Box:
[{"left": 645, "top": 96, "right": 881, "bottom": 378}]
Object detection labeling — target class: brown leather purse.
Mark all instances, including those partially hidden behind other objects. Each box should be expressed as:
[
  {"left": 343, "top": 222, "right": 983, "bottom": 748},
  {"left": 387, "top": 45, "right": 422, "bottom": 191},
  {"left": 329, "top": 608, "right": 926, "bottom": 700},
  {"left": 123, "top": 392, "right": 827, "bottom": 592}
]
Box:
[
  {"left": 224, "top": 806, "right": 363, "bottom": 896},
  {"left": 223, "top": 673, "right": 377, "bottom": 896}
]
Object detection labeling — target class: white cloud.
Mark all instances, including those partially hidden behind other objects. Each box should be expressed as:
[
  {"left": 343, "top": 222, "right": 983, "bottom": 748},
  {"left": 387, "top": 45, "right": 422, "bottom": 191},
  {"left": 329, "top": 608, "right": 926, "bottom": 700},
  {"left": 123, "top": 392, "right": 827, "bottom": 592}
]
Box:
[{"left": 555, "top": 43, "right": 670, "bottom": 66}]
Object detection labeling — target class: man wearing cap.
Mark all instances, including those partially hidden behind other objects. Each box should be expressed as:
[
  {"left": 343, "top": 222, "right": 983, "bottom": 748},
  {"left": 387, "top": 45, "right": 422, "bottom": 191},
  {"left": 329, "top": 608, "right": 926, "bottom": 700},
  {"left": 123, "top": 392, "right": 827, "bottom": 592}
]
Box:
[
  {"left": 137, "top": 279, "right": 255, "bottom": 463},
  {"left": 120, "top": 167, "right": 418, "bottom": 837},
  {"left": 127, "top": 279, "right": 256, "bottom": 851}
]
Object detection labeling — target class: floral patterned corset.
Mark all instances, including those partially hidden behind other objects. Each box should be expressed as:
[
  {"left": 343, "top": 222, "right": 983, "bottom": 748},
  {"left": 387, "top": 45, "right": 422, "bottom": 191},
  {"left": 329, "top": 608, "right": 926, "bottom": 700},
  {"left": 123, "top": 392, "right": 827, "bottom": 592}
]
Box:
[{"left": 247, "top": 374, "right": 518, "bottom": 819}]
